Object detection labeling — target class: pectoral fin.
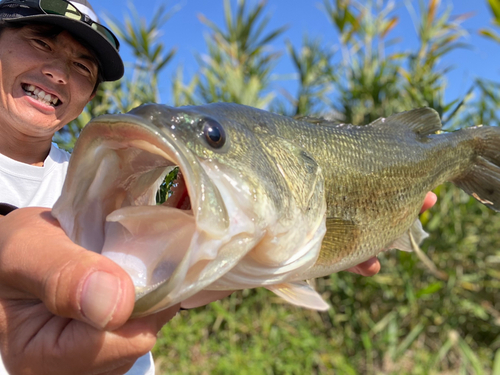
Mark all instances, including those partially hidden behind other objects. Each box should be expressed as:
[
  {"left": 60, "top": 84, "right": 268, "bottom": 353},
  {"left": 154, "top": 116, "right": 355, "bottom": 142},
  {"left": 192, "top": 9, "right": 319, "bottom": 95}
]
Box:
[
  {"left": 266, "top": 281, "right": 329, "bottom": 311},
  {"left": 387, "top": 218, "right": 428, "bottom": 252}
]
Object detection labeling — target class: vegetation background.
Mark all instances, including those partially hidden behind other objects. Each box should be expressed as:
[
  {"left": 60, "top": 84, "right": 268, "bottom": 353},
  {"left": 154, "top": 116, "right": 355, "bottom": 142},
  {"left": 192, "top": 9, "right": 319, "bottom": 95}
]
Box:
[{"left": 56, "top": 0, "right": 500, "bottom": 373}]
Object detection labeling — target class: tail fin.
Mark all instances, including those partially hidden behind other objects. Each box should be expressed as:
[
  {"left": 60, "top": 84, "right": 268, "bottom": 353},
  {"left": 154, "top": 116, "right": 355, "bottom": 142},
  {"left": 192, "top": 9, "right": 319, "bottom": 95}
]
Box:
[{"left": 452, "top": 126, "right": 500, "bottom": 212}]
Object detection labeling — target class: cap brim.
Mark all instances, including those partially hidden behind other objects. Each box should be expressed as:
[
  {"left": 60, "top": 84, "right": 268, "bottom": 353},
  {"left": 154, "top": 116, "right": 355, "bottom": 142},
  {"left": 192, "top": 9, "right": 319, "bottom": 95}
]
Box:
[{"left": 5, "top": 14, "right": 124, "bottom": 81}]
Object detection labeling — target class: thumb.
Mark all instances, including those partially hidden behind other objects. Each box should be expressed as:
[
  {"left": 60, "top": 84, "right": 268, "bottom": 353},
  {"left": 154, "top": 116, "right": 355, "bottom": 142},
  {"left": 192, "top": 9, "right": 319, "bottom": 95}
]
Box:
[{"left": 0, "top": 207, "right": 136, "bottom": 330}]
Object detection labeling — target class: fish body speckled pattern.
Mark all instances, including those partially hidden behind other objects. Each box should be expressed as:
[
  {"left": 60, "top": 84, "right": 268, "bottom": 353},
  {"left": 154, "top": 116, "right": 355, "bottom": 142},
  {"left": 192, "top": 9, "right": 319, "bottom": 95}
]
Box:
[{"left": 53, "top": 103, "right": 500, "bottom": 316}]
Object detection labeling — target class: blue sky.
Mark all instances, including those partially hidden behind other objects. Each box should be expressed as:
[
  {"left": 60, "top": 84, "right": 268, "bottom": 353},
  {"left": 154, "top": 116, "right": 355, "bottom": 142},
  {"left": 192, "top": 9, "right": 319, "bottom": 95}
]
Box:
[{"left": 91, "top": 0, "right": 500, "bottom": 109}]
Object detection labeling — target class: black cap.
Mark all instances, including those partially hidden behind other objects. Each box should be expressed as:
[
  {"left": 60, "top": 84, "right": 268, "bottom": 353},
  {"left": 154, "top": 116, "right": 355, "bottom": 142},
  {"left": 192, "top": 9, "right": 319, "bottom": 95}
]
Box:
[{"left": 0, "top": 0, "right": 124, "bottom": 81}]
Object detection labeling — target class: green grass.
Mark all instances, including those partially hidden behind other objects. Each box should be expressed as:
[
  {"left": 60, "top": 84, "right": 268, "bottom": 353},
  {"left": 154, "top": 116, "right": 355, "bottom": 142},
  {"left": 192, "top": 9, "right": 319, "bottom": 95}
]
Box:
[{"left": 153, "top": 184, "right": 500, "bottom": 374}]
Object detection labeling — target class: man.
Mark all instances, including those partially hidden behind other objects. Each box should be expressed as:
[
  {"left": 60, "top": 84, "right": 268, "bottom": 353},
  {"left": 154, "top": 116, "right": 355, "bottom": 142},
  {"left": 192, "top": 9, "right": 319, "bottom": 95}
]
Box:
[
  {"left": 0, "top": 0, "right": 438, "bottom": 374},
  {"left": 0, "top": 1, "right": 183, "bottom": 374}
]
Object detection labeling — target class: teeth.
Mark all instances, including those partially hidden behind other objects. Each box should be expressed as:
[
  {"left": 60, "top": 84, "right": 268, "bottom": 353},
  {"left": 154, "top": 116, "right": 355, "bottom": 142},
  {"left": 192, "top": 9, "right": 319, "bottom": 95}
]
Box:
[{"left": 23, "top": 84, "right": 60, "bottom": 106}]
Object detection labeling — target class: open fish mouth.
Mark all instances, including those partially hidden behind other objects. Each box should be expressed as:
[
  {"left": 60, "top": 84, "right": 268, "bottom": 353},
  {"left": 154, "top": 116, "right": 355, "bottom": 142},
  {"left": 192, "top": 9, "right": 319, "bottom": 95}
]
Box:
[{"left": 53, "top": 105, "right": 246, "bottom": 315}]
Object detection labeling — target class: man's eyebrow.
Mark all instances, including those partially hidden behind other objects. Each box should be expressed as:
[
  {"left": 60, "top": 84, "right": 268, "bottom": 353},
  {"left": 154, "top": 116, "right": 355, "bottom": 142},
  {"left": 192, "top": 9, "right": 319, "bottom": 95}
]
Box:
[{"left": 78, "top": 53, "right": 99, "bottom": 69}]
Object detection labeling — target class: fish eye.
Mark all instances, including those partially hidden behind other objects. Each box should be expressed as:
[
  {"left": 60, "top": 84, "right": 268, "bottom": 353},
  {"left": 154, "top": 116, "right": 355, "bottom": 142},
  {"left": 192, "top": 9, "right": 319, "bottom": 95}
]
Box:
[{"left": 202, "top": 118, "right": 226, "bottom": 149}]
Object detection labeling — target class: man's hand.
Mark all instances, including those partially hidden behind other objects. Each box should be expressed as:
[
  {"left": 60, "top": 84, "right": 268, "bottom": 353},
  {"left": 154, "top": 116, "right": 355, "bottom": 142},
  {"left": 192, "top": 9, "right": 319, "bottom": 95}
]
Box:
[
  {"left": 0, "top": 207, "right": 180, "bottom": 375},
  {"left": 346, "top": 191, "right": 438, "bottom": 276}
]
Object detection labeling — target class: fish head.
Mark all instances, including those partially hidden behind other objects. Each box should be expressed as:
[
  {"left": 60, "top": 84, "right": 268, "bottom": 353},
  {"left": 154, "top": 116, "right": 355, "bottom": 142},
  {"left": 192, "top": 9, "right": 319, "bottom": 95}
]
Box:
[{"left": 52, "top": 103, "right": 326, "bottom": 316}]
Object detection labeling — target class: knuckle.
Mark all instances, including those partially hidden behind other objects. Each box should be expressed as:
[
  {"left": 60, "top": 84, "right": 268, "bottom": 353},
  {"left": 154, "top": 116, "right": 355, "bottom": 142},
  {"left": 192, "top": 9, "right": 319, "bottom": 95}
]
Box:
[{"left": 42, "top": 259, "right": 82, "bottom": 316}]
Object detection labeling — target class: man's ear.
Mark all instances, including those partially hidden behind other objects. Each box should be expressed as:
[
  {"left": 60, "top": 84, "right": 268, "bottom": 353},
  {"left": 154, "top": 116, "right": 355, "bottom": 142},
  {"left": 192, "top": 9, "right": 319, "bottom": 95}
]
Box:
[{"left": 89, "top": 92, "right": 96, "bottom": 102}]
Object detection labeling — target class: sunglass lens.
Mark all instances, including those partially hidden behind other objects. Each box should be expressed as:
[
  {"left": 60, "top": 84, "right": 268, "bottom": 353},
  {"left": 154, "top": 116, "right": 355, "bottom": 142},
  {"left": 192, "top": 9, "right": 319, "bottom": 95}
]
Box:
[
  {"left": 92, "top": 24, "right": 119, "bottom": 49},
  {"left": 39, "top": 0, "right": 80, "bottom": 19}
]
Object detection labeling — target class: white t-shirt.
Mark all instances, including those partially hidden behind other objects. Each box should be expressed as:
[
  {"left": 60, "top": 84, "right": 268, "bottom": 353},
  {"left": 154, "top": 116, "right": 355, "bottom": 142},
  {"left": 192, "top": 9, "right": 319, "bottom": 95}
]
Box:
[
  {"left": 0, "top": 144, "right": 154, "bottom": 375},
  {"left": 0, "top": 143, "right": 70, "bottom": 208}
]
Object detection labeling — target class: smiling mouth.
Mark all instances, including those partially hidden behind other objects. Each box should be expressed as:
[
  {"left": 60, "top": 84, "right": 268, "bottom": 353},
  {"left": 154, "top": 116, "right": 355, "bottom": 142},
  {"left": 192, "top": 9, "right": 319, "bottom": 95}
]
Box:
[{"left": 22, "top": 84, "right": 61, "bottom": 107}]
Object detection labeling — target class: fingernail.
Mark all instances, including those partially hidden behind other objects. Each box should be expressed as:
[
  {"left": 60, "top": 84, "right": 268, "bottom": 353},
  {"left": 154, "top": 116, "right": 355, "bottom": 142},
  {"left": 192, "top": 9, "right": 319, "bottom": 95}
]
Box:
[{"left": 80, "top": 271, "right": 121, "bottom": 329}]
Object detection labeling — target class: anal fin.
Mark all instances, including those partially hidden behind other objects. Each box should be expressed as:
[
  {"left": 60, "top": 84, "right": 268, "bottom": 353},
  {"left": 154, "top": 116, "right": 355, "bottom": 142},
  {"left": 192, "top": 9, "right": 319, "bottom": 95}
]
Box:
[
  {"left": 387, "top": 218, "right": 428, "bottom": 252},
  {"left": 266, "top": 281, "right": 329, "bottom": 311}
]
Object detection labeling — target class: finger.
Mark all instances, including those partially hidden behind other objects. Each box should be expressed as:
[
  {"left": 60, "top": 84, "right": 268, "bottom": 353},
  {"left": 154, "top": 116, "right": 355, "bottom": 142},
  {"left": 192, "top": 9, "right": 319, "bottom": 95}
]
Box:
[
  {"left": 89, "top": 305, "right": 180, "bottom": 373},
  {"left": 83, "top": 304, "right": 180, "bottom": 372},
  {"left": 420, "top": 191, "right": 437, "bottom": 213},
  {"left": 0, "top": 207, "right": 135, "bottom": 330},
  {"left": 345, "top": 257, "right": 381, "bottom": 276},
  {"left": 2, "top": 304, "right": 180, "bottom": 375}
]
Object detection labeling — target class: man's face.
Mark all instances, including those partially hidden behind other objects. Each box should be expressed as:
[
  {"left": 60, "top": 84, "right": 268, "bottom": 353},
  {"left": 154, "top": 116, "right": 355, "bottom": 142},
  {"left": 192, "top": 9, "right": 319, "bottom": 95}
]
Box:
[{"left": 0, "top": 25, "right": 98, "bottom": 139}]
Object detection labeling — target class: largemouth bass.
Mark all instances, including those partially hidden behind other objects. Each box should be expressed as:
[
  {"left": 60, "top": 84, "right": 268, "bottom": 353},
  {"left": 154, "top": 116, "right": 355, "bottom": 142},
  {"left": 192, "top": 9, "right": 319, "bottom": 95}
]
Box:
[{"left": 52, "top": 104, "right": 500, "bottom": 317}]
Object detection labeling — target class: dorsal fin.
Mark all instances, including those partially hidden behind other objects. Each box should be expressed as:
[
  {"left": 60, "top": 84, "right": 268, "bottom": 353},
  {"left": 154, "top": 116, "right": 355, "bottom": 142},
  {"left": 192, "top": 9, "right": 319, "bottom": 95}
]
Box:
[{"left": 368, "top": 107, "right": 442, "bottom": 136}]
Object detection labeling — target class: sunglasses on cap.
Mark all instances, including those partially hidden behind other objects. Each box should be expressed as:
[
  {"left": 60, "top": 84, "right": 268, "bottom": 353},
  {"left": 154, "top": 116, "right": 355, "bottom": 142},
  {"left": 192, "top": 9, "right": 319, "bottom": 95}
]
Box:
[{"left": 0, "top": 0, "right": 119, "bottom": 49}]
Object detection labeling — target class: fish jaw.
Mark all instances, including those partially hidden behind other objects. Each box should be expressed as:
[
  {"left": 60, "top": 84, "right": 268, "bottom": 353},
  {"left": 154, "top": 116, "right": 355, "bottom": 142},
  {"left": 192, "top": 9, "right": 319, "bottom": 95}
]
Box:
[{"left": 52, "top": 110, "right": 258, "bottom": 315}]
